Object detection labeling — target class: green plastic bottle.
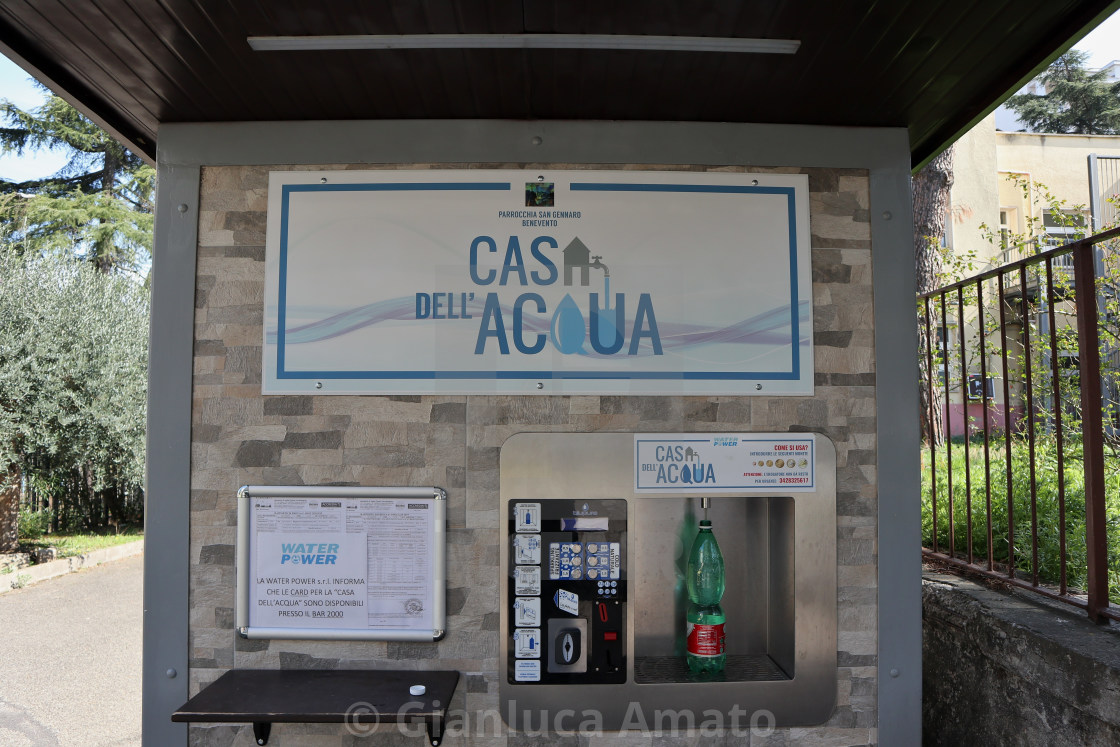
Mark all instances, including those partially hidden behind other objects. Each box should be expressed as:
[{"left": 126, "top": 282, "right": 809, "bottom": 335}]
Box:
[{"left": 686, "top": 519, "right": 726, "bottom": 674}]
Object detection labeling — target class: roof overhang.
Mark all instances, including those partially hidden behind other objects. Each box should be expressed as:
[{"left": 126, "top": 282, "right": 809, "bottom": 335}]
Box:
[{"left": 2, "top": 1, "right": 1119, "bottom": 169}]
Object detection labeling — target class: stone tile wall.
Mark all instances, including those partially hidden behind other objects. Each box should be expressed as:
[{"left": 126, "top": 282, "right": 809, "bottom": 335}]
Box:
[{"left": 189, "top": 164, "right": 877, "bottom": 746}]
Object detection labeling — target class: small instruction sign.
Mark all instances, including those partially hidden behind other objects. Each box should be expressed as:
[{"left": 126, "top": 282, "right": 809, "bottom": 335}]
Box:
[
  {"left": 635, "top": 433, "right": 816, "bottom": 492},
  {"left": 514, "top": 566, "right": 541, "bottom": 596},
  {"left": 514, "top": 503, "right": 541, "bottom": 532},
  {"left": 515, "top": 660, "right": 541, "bottom": 681},
  {"left": 514, "top": 597, "right": 541, "bottom": 626},
  {"left": 514, "top": 535, "right": 542, "bottom": 564},
  {"left": 514, "top": 628, "right": 541, "bottom": 658}
]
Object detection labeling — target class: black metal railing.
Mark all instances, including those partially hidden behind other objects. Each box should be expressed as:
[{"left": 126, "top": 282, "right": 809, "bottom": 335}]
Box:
[{"left": 920, "top": 226, "right": 1120, "bottom": 623}]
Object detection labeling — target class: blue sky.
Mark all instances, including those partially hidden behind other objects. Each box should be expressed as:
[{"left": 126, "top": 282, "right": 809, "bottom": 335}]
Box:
[
  {"left": 1075, "top": 9, "right": 1120, "bottom": 69},
  {"left": 2, "top": 14, "right": 1120, "bottom": 180},
  {"left": 0, "top": 57, "right": 68, "bottom": 182}
]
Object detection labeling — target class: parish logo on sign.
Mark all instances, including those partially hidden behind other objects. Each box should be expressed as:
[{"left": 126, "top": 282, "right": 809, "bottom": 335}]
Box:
[{"left": 263, "top": 170, "right": 812, "bottom": 396}]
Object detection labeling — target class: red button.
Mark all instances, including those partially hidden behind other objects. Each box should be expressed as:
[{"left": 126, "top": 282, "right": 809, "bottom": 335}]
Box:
[{"left": 603, "top": 631, "right": 618, "bottom": 641}]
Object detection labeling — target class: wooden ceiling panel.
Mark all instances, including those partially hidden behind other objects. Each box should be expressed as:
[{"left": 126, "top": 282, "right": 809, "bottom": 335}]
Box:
[{"left": 0, "top": 0, "right": 1115, "bottom": 165}]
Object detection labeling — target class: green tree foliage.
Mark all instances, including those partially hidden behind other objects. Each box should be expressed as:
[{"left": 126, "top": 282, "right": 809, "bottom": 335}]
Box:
[
  {"left": 0, "top": 251, "right": 148, "bottom": 527},
  {"left": 0, "top": 90, "right": 153, "bottom": 275},
  {"left": 1005, "top": 50, "right": 1120, "bottom": 135}
]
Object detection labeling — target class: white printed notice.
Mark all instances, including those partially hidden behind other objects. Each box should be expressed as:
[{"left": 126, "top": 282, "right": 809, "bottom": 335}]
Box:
[
  {"left": 248, "top": 497, "right": 437, "bottom": 632},
  {"left": 634, "top": 433, "right": 816, "bottom": 492},
  {"left": 254, "top": 532, "right": 368, "bottom": 628}
]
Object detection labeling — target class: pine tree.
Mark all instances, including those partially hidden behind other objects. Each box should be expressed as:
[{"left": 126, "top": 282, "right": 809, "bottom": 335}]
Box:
[
  {"left": 0, "top": 89, "right": 153, "bottom": 275},
  {"left": 1005, "top": 50, "right": 1120, "bottom": 135},
  {"left": 913, "top": 146, "right": 955, "bottom": 445}
]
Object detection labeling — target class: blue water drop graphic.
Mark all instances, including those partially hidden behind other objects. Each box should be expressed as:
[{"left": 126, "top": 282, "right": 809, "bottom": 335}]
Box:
[
  {"left": 551, "top": 294, "right": 587, "bottom": 354},
  {"left": 681, "top": 465, "right": 693, "bottom": 483}
]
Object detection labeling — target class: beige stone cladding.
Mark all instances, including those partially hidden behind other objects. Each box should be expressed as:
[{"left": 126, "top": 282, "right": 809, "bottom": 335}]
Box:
[{"left": 189, "top": 164, "right": 876, "bottom": 745}]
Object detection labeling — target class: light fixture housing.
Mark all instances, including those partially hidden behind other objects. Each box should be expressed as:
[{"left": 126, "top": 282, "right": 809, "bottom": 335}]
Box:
[{"left": 247, "top": 33, "right": 801, "bottom": 55}]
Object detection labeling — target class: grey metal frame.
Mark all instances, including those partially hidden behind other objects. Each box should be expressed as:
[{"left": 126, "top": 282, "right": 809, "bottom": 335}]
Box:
[
  {"left": 146, "top": 119, "right": 918, "bottom": 745},
  {"left": 234, "top": 484, "right": 447, "bottom": 641},
  {"left": 143, "top": 161, "right": 199, "bottom": 745}
]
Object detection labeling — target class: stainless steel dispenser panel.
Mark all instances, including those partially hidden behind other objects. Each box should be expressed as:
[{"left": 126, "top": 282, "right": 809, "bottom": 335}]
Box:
[{"left": 499, "top": 432, "right": 837, "bottom": 731}]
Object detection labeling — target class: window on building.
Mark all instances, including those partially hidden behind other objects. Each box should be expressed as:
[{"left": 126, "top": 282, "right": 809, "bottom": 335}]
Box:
[
  {"left": 1000, "top": 209, "right": 1013, "bottom": 250},
  {"left": 1040, "top": 210, "right": 1088, "bottom": 249},
  {"left": 935, "top": 320, "right": 957, "bottom": 385}
]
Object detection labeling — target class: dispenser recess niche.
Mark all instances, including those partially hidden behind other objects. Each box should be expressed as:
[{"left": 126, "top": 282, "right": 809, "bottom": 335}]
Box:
[{"left": 499, "top": 432, "right": 837, "bottom": 730}]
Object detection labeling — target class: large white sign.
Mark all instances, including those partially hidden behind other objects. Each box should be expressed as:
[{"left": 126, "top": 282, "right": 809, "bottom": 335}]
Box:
[{"left": 264, "top": 170, "right": 812, "bottom": 395}]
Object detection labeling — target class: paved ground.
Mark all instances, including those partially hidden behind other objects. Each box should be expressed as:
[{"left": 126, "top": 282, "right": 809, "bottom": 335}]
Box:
[{"left": 0, "top": 552, "right": 142, "bottom": 746}]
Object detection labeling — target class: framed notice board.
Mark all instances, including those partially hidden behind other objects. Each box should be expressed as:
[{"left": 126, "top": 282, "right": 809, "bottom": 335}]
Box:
[{"left": 235, "top": 485, "right": 447, "bottom": 641}]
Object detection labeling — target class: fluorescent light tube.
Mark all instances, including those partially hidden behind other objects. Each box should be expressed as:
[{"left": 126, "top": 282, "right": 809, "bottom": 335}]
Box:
[{"left": 248, "top": 33, "right": 800, "bottom": 55}]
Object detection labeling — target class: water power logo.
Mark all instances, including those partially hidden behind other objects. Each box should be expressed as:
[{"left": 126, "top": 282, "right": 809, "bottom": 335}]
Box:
[{"left": 280, "top": 542, "right": 340, "bottom": 565}]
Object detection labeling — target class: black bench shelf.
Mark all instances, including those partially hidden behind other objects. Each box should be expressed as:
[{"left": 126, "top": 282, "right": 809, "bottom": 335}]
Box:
[{"left": 172, "top": 669, "right": 460, "bottom": 746}]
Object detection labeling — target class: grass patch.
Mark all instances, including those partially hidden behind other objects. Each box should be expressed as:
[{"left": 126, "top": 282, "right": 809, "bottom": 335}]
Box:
[
  {"left": 21, "top": 525, "right": 143, "bottom": 559},
  {"left": 922, "top": 435, "right": 1120, "bottom": 604}
]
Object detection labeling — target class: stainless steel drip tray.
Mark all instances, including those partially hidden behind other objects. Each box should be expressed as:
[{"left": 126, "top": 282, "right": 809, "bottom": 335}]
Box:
[{"left": 634, "top": 654, "right": 790, "bottom": 684}]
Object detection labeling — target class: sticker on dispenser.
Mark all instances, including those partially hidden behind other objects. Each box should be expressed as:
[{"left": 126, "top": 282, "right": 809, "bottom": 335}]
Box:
[
  {"left": 514, "top": 660, "right": 541, "bottom": 681},
  {"left": 513, "top": 534, "right": 542, "bottom": 565},
  {"left": 514, "top": 502, "right": 541, "bottom": 532},
  {"left": 548, "top": 542, "right": 584, "bottom": 580},
  {"left": 514, "top": 597, "right": 541, "bottom": 626},
  {"left": 609, "top": 543, "right": 621, "bottom": 580},
  {"left": 514, "top": 566, "right": 541, "bottom": 596},
  {"left": 554, "top": 589, "right": 579, "bottom": 616},
  {"left": 513, "top": 628, "right": 541, "bottom": 658},
  {"left": 635, "top": 433, "right": 816, "bottom": 491}
]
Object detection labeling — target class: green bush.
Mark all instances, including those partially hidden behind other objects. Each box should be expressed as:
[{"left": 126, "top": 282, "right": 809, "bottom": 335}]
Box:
[
  {"left": 17, "top": 507, "right": 50, "bottom": 540},
  {"left": 0, "top": 252, "right": 148, "bottom": 529},
  {"left": 922, "top": 436, "right": 1120, "bottom": 604}
]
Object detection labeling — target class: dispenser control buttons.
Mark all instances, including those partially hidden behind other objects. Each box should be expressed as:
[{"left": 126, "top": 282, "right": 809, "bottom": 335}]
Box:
[
  {"left": 548, "top": 542, "right": 586, "bottom": 580},
  {"left": 514, "top": 566, "right": 541, "bottom": 596},
  {"left": 582, "top": 542, "right": 621, "bottom": 580},
  {"left": 513, "top": 597, "right": 541, "bottom": 626},
  {"left": 513, "top": 628, "right": 541, "bottom": 658},
  {"left": 507, "top": 498, "right": 625, "bottom": 686},
  {"left": 514, "top": 503, "right": 541, "bottom": 532},
  {"left": 514, "top": 534, "right": 542, "bottom": 565},
  {"left": 514, "top": 661, "right": 541, "bottom": 681}
]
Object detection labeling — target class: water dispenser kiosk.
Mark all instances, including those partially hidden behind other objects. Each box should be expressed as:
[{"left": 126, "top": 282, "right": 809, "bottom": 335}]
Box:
[{"left": 500, "top": 432, "right": 837, "bottom": 730}]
